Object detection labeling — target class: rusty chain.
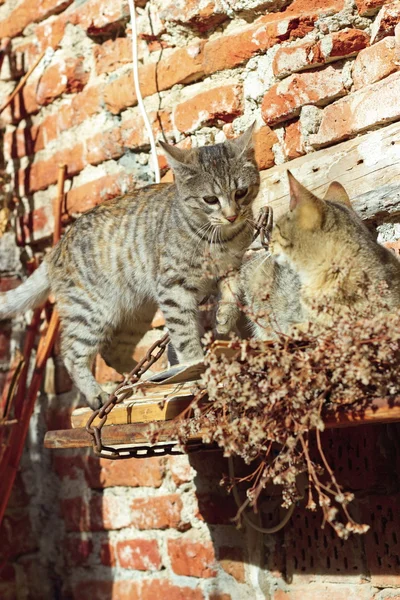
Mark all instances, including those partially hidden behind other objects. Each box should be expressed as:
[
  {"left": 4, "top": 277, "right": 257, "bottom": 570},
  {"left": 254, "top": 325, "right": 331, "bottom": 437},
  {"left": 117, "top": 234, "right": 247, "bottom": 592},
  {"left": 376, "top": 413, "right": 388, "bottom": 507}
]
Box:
[{"left": 86, "top": 333, "right": 173, "bottom": 459}]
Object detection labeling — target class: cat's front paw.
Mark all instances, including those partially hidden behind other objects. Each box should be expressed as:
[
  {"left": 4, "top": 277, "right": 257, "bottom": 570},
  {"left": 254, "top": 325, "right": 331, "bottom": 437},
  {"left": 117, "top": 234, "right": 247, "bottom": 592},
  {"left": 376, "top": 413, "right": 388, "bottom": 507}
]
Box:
[
  {"left": 216, "top": 318, "right": 231, "bottom": 335},
  {"left": 88, "top": 390, "right": 109, "bottom": 411},
  {"left": 216, "top": 306, "right": 238, "bottom": 335}
]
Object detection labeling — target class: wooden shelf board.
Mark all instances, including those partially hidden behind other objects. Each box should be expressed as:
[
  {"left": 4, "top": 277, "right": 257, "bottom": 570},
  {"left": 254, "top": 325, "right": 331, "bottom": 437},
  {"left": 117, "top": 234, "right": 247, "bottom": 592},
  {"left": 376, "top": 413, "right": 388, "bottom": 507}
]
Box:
[{"left": 44, "top": 396, "right": 400, "bottom": 450}]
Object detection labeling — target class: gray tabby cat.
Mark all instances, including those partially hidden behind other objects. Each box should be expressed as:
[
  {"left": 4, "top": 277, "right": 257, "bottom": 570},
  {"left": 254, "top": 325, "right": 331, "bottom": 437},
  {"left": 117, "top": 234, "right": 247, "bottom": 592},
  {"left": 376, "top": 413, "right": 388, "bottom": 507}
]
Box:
[{"left": 0, "top": 125, "right": 260, "bottom": 408}]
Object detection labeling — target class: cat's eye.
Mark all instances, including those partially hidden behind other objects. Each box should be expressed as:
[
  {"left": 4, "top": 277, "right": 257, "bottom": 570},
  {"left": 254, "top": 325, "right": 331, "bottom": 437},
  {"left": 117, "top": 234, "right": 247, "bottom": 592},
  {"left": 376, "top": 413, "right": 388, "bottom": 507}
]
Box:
[
  {"left": 203, "top": 196, "right": 219, "bottom": 205},
  {"left": 235, "top": 187, "right": 248, "bottom": 200}
]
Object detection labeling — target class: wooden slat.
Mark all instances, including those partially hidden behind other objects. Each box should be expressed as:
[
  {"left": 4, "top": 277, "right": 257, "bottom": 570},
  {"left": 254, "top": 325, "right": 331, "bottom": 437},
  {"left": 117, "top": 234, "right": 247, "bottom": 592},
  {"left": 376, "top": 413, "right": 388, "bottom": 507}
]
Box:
[
  {"left": 255, "top": 120, "right": 400, "bottom": 222},
  {"left": 44, "top": 396, "right": 400, "bottom": 450},
  {"left": 71, "top": 394, "right": 194, "bottom": 428}
]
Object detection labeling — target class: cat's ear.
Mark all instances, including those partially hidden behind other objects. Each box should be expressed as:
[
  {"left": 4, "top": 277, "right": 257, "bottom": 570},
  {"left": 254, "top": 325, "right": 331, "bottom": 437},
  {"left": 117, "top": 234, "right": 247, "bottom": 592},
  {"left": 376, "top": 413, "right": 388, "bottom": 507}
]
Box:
[
  {"left": 287, "top": 170, "right": 324, "bottom": 230},
  {"left": 323, "top": 181, "right": 352, "bottom": 208},
  {"left": 229, "top": 121, "right": 256, "bottom": 156},
  {"left": 159, "top": 141, "right": 196, "bottom": 176}
]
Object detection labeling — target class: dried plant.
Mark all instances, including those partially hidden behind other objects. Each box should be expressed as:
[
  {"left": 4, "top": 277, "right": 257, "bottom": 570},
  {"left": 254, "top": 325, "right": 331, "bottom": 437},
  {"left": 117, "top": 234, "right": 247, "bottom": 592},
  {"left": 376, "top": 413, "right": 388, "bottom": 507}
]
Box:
[{"left": 171, "top": 289, "right": 400, "bottom": 538}]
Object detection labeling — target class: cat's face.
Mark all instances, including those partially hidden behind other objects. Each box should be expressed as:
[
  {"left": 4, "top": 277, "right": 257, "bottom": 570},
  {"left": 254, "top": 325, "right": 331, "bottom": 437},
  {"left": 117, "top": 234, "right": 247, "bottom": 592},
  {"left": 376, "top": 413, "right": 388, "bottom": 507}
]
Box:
[
  {"left": 160, "top": 125, "right": 260, "bottom": 228},
  {"left": 269, "top": 172, "right": 365, "bottom": 269}
]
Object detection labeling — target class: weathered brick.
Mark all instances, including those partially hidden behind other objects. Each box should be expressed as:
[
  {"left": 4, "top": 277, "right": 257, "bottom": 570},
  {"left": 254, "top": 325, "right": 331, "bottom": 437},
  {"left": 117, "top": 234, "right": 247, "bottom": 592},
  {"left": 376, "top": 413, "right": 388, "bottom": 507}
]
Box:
[
  {"left": 282, "top": 120, "right": 304, "bottom": 159},
  {"left": 356, "top": 0, "right": 391, "bottom": 15},
  {"left": 70, "top": 0, "right": 130, "bottom": 36},
  {"left": 62, "top": 494, "right": 132, "bottom": 532},
  {"left": 46, "top": 404, "right": 75, "bottom": 431},
  {"left": 272, "top": 29, "right": 370, "bottom": 78},
  {"left": 262, "top": 65, "right": 347, "bottom": 126},
  {"left": 100, "top": 541, "right": 116, "bottom": 566},
  {"left": 122, "top": 110, "right": 173, "bottom": 149},
  {"left": 371, "top": 1, "right": 400, "bottom": 43},
  {"left": 151, "top": 309, "right": 166, "bottom": 328},
  {"left": 218, "top": 546, "right": 245, "bottom": 582},
  {"left": 0, "top": 0, "right": 72, "bottom": 39},
  {"left": 139, "top": 580, "right": 204, "bottom": 600},
  {"left": 85, "top": 127, "right": 124, "bottom": 166},
  {"left": 3, "top": 81, "right": 40, "bottom": 124},
  {"left": 158, "top": 0, "right": 228, "bottom": 33},
  {"left": 65, "top": 173, "right": 135, "bottom": 215},
  {"left": 103, "top": 70, "right": 138, "bottom": 114},
  {"left": 209, "top": 595, "right": 232, "bottom": 600},
  {"left": 64, "top": 535, "right": 93, "bottom": 567},
  {"left": 130, "top": 494, "right": 184, "bottom": 530},
  {"left": 4, "top": 124, "right": 43, "bottom": 160},
  {"left": 132, "top": 330, "right": 169, "bottom": 372},
  {"left": 352, "top": 36, "right": 398, "bottom": 89},
  {"left": 17, "top": 205, "right": 54, "bottom": 244},
  {"left": 90, "top": 493, "right": 133, "bottom": 531},
  {"left": 53, "top": 454, "right": 86, "bottom": 481},
  {"left": 94, "top": 354, "right": 123, "bottom": 385},
  {"left": 54, "top": 84, "right": 103, "bottom": 137},
  {"left": 0, "top": 512, "right": 37, "bottom": 561},
  {"left": 254, "top": 125, "right": 278, "bottom": 170},
  {"left": 168, "top": 537, "right": 216, "bottom": 578},
  {"left": 94, "top": 37, "right": 134, "bottom": 75},
  {"left": 75, "top": 578, "right": 203, "bottom": 600},
  {"left": 168, "top": 455, "right": 194, "bottom": 486},
  {"left": 116, "top": 539, "right": 162, "bottom": 571},
  {"left": 61, "top": 497, "right": 90, "bottom": 532},
  {"left": 310, "top": 71, "right": 400, "bottom": 147},
  {"left": 174, "top": 84, "right": 243, "bottom": 133},
  {"left": 36, "top": 56, "right": 88, "bottom": 106},
  {"left": 203, "top": 15, "right": 313, "bottom": 74},
  {"left": 157, "top": 42, "right": 206, "bottom": 90},
  {"left": 72, "top": 580, "right": 139, "bottom": 600},
  {"left": 85, "top": 455, "right": 164, "bottom": 488},
  {"left": 35, "top": 13, "right": 67, "bottom": 52},
  {"left": 103, "top": 43, "right": 205, "bottom": 114},
  {"left": 203, "top": 0, "right": 344, "bottom": 74},
  {"left": 19, "top": 143, "right": 85, "bottom": 193}
]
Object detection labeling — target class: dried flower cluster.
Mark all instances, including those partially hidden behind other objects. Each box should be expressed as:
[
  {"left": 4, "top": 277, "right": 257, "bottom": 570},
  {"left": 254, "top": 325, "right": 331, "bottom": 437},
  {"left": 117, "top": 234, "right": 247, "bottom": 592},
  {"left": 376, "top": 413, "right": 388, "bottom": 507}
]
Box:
[{"left": 173, "top": 296, "right": 400, "bottom": 538}]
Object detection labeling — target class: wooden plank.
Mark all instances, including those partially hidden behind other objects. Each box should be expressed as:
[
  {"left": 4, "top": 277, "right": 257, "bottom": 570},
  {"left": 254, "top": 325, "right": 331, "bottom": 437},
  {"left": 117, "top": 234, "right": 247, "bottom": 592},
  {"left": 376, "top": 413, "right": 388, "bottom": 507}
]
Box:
[
  {"left": 255, "top": 120, "right": 400, "bottom": 222},
  {"left": 44, "top": 396, "right": 400, "bottom": 450},
  {"left": 71, "top": 394, "right": 194, "bottom": 428},
  {"left": 44, "top": 420, "right": 203, "bottom": 449}
]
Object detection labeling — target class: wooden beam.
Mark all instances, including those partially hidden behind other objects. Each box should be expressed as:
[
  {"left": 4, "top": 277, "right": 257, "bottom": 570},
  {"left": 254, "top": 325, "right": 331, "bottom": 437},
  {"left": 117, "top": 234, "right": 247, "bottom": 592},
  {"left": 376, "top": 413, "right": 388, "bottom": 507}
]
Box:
[
  {"left": 255, "top": 120, "right": 400, "bottom": 222},
  {"left": 44, "top": 396, "right": 400, "bottom": 450}
]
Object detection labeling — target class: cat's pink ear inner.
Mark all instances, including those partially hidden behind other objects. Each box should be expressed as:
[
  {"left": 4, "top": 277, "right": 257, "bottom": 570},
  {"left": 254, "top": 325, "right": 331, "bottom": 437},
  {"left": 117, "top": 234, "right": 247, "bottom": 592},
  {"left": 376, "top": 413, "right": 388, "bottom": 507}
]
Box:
[
  {"left": 159, "top": 140, "right": 191, "bottom": 170},
  {"left": 287, "top": 170, "right": 308, "bottom": 211},
  {"left": 229, "top": 121, "right": 256, "bottom": 155},
  {"left": 323, "top": 181, "right": 352, "bottom": 208}
]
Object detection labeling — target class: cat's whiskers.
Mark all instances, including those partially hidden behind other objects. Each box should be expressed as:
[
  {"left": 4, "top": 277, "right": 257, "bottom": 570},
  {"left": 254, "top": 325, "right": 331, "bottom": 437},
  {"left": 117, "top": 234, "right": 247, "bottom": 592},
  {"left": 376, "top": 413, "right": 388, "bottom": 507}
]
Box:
[
  {"left": 190, "top": 222, "right": 214, "bottom": 265},
  {"left": 257, "top": 251, "right": 272, "bottom": 270}
]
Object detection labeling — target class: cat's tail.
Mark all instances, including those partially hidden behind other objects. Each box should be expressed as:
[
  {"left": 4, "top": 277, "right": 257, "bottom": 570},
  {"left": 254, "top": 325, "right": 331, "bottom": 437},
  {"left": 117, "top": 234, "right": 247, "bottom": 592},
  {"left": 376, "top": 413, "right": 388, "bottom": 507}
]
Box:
[{"left": 0, "top": 262, "right": 51, "bottom": 318}]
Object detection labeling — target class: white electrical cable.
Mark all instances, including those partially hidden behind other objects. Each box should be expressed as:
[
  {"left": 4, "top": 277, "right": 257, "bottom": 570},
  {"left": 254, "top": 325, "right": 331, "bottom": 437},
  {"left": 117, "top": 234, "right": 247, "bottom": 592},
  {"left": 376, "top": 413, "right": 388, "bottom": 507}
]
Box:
[{"left": 128, "top": 0, "right": 161, "bottom": 183}]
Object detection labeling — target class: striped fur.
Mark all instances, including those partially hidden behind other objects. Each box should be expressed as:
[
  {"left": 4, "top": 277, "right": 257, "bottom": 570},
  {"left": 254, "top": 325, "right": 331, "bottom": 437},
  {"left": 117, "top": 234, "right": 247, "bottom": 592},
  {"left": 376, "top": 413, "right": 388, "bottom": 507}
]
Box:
[{"left": 0, "top": 127, "right": 260, "bottom": 408}]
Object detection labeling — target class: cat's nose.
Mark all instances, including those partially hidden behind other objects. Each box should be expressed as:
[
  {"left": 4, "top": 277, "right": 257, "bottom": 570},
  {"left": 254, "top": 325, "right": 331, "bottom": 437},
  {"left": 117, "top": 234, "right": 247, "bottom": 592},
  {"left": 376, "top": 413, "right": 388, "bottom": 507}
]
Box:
[{"left": 226, "top": 215, "right": 238, "bottom": 223}]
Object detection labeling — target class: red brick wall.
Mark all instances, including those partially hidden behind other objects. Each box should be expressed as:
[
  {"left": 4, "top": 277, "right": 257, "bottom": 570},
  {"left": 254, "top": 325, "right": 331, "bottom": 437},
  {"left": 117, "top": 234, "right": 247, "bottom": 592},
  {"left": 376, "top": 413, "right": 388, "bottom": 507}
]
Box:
[{"left": 1, "top": 0, "right": 400, "bottom": 598}]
